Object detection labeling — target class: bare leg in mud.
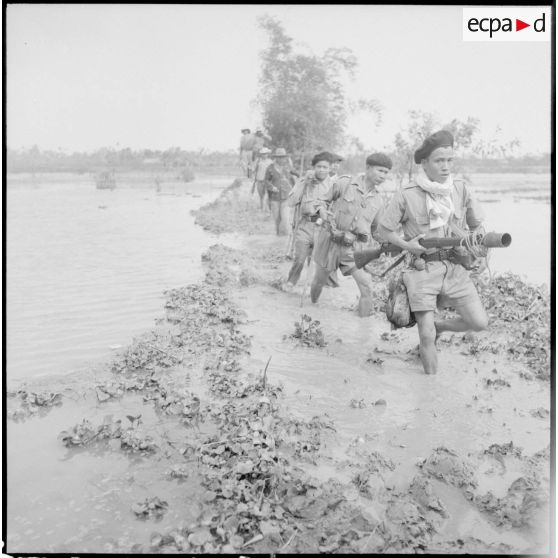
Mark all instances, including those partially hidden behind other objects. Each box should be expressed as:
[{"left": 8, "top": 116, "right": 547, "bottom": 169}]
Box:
[
  {"left": 434, "top": 297, "right": 489, "bottom": 336},
  {"left": 349, "top": 268, "right": 374, "bottom": 317},
  {"left": 415, "top": 310, "right": 438, "bottom": 374},
  {"left": 311, "top": 265, "right": 372, "bottom": 317},
  {"left": 416, "top": 298, "right": 488, "bottom": 374},
  {"left": 310, "top": 264, "right": 330, "bottom": 303}
]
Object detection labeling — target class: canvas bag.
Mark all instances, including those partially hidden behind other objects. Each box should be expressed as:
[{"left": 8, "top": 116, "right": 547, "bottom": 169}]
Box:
[{"left": 385, "top": 272, "right": 416, "bottom": 328}]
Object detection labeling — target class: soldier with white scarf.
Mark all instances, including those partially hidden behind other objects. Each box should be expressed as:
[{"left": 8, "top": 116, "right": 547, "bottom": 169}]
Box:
[{"left": 378, "top": 130, "right": 488, "bottom": 375}]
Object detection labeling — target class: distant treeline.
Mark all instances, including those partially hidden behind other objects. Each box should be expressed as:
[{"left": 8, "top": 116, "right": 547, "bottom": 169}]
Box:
[
  {"left": 6, "top": 146, "right": 550, "bottom": 176},
  {"left": 6, "top": 146, "right": 239, "bottom": 174}
]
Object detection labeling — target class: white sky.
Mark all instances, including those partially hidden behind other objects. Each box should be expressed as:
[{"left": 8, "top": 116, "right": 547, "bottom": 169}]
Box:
[{"left": 6, "top": 4, "right": 552, "bottom": 154}]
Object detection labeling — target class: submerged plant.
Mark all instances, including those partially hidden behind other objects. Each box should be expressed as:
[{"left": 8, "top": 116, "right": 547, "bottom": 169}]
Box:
[{"left": 291, "top": 314, "right": 327, "bottom": 348}]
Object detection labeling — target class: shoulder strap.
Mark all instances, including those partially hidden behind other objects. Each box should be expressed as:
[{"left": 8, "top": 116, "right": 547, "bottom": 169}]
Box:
[{"left": 403, "top": 181, "right": 419, "bottom": 190}]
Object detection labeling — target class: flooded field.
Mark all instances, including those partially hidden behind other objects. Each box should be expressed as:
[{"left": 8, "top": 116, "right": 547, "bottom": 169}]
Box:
[
  {"left": 6, "top": 172, "right": 551, "bottom": 554},
  {"left": 6, "top": 173, "right": 232, "bottom": 380},
  {"left": 6, "top": 171, "right": 550, "bottom": 383}
]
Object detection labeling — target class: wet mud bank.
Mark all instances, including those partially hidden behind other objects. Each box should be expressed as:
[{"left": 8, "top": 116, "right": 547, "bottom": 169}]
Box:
[{"left": 7, "top": 178, "right": 551, "bottom": 554}]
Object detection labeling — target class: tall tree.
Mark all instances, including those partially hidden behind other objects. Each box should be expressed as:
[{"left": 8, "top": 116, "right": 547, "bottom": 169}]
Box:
[{"left": 256, "top": 16, "right": 357, "bottom": 169}]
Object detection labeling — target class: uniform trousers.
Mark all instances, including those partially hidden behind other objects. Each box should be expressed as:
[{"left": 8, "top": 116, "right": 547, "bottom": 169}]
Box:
[{"left": 270, "top": 200, "right": 290, "bottom": 236}]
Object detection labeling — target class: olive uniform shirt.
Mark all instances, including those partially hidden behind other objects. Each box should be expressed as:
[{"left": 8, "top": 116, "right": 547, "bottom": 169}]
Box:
[
  {"left": 380, "top": 178, "right": 485, "bottom": 312},
  {"left": 313, "top": 174, "right": 384, "bottom": 275},
  {"left": 380, "top": 178, "right": 484, "bottom": 243},
  {"left": 288, "top": 173, "right": 333, "bottom": 217},
  {"left": 327, "top": 173, "right": 384, "bottom": 237},
  {"left": 254, "top": 158, "right": 272, "bottom": 181},
  {"left": 265, "top": 163, "right": 295, "bottom": 202}
]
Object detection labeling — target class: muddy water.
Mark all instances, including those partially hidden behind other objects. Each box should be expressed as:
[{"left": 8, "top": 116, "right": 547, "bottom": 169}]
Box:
[
  {"left": 6, "top": 172, "right": 549, "bottom": 384},
  {"left": 6, "top": 172, "right": 551, "bottom": 553},
  {"left": 232, "top": 235, "right": 550, "bottom": 552},
  {"left": 7, "top": 387, "right": 207, "bottom": 552},
  {"left": 6, "top": 173, "right": 231, "bottom": 381}
]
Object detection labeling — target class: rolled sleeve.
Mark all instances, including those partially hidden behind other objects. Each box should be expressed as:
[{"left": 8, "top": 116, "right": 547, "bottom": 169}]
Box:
[
  {"left": 379, "top": 189, "right": 406, "bottom": 231},
  {"left": 288, "top": 180, "right": 305, "bottom": 207},
  {"left": 370, "top": 200, "right": 385, "bottom": 238}
]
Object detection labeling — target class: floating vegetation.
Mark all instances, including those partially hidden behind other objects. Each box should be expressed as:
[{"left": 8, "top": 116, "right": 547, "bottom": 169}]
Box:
[
  {"left": 132, "top": 497, "right": 169, "bottom": 519},
  {"left": 290, "top": 314, "right": 327, "bottom": 347},
  {"left": 7, "top": 389, "right": 63, "bottom": 421},
  {"left": 58, "top": 414, "right": 157, "bottom": 453}
]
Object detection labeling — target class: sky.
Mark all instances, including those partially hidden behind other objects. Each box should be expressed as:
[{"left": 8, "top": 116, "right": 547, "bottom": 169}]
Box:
[{"left": 6, "top": 4, "right": 552, "bottom": 154}]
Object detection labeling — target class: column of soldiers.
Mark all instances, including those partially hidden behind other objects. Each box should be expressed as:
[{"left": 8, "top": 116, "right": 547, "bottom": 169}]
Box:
[
  {"left": 243, "top": 129, "right": 489, "bottom": 375},
  {"left": 239, "top": 128, "right": 272, "bottom": 179}
]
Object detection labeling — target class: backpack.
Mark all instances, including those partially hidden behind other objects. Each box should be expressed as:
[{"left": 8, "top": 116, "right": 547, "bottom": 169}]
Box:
[{"left": 385, "top": 272, "right": 416, "bottom": 328}]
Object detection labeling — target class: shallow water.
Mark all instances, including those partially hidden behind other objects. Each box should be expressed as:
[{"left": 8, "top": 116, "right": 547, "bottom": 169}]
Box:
[
  {"left": 6, "top": 173, "right": 231, "bottom": 382},
  {"left": 233, "top": 281, "right": 550, "bottom": 552},
  {"left": 6, "top": 172, "right": 550, "bottom": 383},
  {"left": 5, "top": 171, "right": 551, "bottom": 553},
  {"left": 7, "top": 388, "right": 206, "bottom": 553}
]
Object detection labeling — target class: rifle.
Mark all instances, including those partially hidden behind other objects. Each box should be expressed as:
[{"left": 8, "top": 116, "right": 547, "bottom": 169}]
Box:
[
  {"left": 285, "top": 202, "right": 301, "bottom": 258},
  {"left": 284, "top": 176, "right": 310, "bottom": 258},
  {"left": 353, "top": 232, "right": 512, "bottom": 269}
]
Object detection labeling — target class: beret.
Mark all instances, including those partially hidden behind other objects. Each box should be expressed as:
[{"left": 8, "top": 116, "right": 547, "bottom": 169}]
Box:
[
  {"left": 414, "top": 130, "right": 454, "bottom": 164},
  {"left": 311, "top": 151, "right": 332, "bottom": 166},
  {"left": 366, "top": 152, "right": 392, "bottom": 169}
]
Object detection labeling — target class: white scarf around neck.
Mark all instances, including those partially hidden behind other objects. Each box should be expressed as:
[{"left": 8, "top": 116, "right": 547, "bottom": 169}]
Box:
[{"left": 415, "top": 167, "right": 454, "bottom": 230}]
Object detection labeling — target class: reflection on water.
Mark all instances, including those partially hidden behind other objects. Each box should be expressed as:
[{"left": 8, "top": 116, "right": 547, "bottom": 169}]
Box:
[
  {"left": 6, "top": 173, "right": 550, "bottom": 382},
  {"left": 7, "top": 390, "right": 205, "bottom": 553},
  {"left": 470, "top": 173, "right": 550, "bottom": 287},
  {"left": 7, "top": 174, "right": 231, "bottom": 381}
]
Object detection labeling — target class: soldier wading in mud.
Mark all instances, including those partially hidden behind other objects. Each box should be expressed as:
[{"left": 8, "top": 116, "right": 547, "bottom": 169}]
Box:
[
  {"left": 378, "top": 130, "right": 488, "bottom": 375},
  {"left": 282, "top": 152, "right": 335, "bottom": 292},
  {"left": 310, "top": 153, "right": 392, "bottom": 317},
  {"left": 264, "top": 148, "right": 296, "bottom": 236}
]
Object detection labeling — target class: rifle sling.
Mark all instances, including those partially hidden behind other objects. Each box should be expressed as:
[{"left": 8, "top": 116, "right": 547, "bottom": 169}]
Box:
[{"left": 367, "top": 253, "right": 407, "bottom": 278}]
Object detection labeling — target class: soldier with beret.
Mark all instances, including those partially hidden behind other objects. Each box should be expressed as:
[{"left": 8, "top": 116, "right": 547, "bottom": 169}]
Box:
[
  {"left": 310, "top": 153, "right": 392, "bottom": 316},
  {"left": 378, "top": 129, "right": 488, "bottom": 375},
  {"left": 265, "top": 148, "right": 296, "bottom": 235},
  {"left": 283, "top": 152, "right": 335, "bottom": 291}
]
